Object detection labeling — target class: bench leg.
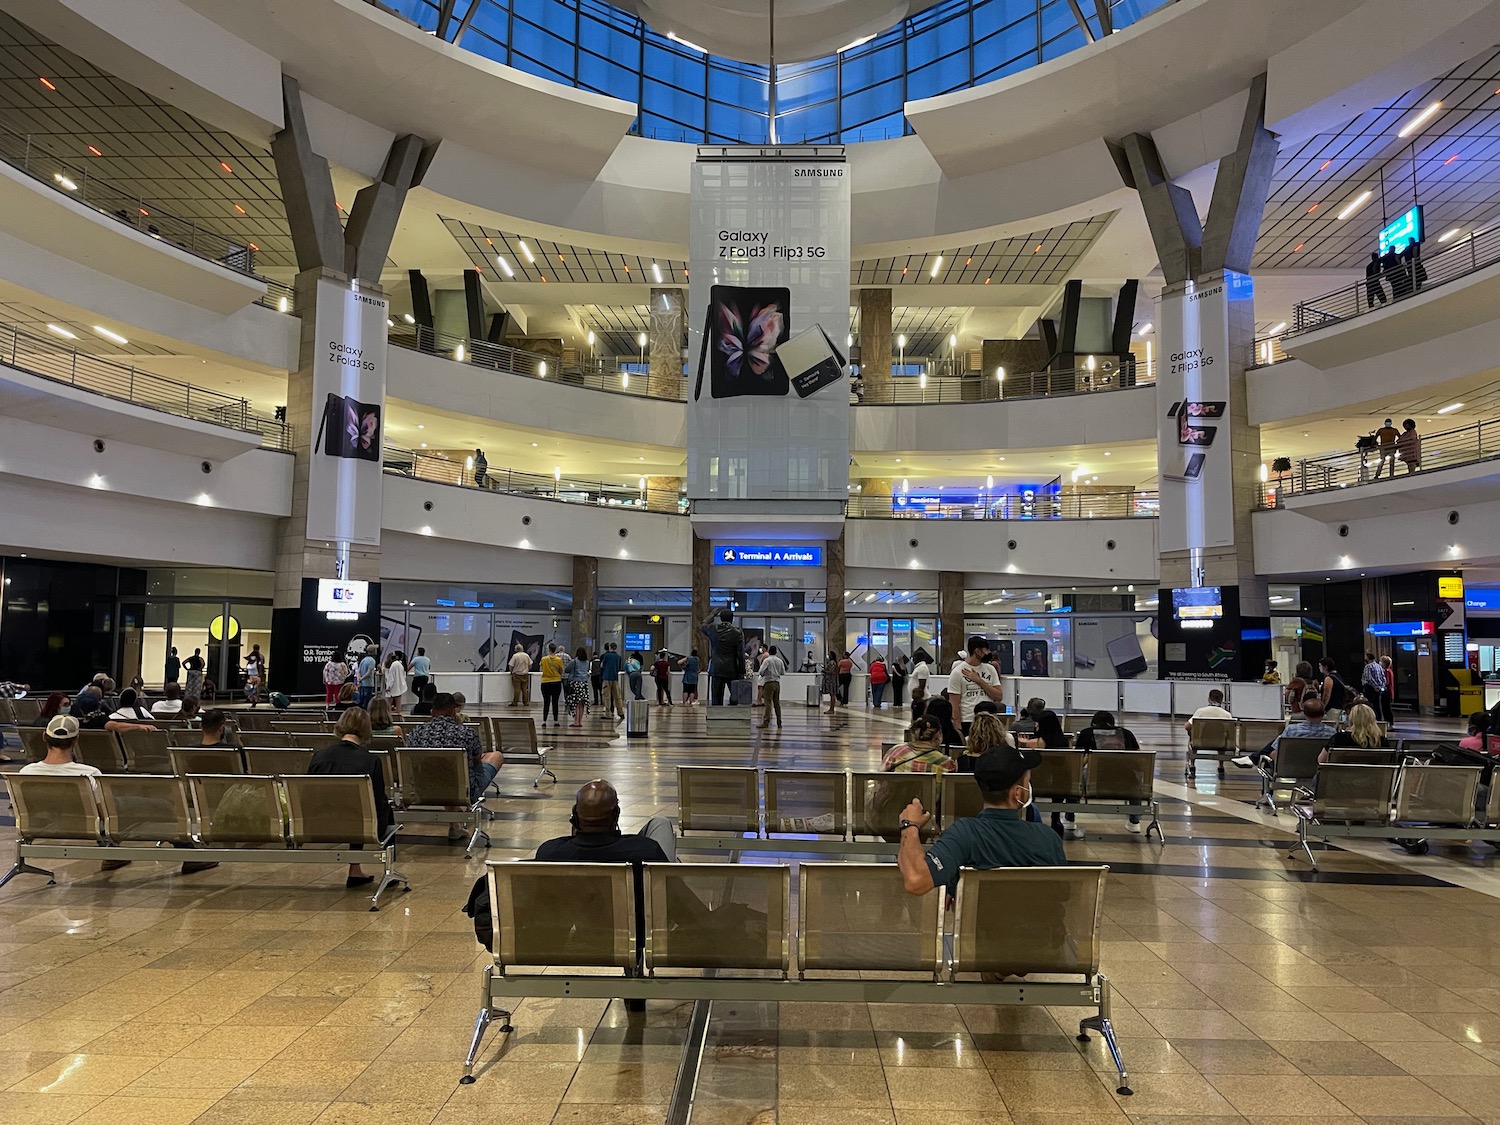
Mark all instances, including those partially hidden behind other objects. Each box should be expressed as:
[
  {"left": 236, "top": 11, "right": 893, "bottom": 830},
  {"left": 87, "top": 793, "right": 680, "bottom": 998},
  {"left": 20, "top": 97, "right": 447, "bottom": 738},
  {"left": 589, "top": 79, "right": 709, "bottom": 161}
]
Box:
[
  {"left": 0, "top": 853, "right": 55, "bottom": 889},
  {"left": 1077, "top": 976, "right": 1131, "bottom": 1095},
  {"left": 459, "top": 974, "right": 513, "bottom": 1085},
  {"left": 370, "top": 848, "right": 410, "bottom": 911},
  {"left": 1255, "top": 771, "right": 1279, "bottom": 815},
  {"left": 465, "top": 802, "right": 491, "bottom": 860},
  {"left": 1289, "top": 821, "right": 1318, "bottom": 868},
  {"left": 533, "top": 754, "right": 557, "bottom": 788},
  {"left": 1146, "top": 803, "right": 1165, "bottom": 846}
]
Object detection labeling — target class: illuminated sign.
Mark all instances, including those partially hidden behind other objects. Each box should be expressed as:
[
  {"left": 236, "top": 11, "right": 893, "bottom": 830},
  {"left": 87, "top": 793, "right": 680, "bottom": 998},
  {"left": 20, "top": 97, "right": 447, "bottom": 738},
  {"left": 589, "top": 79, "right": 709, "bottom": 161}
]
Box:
[
  {"left": 1367, "top": 620, "right": 1434, "bottom": 637},
  {"left": 1378, "top": 205, "right": 1423, "bottom": 255},
  {"left": 1438, "top": 576, "right": 1464, "bottom": 599},
  {"left": 1466, "top": 588, "right": 1500, "bottom": 613},
  {"left": 316, "top": 579, "right": 369, "bottom": 614},
  {"left": 714, "top": 545, "right": 823, "bottom": 567}
]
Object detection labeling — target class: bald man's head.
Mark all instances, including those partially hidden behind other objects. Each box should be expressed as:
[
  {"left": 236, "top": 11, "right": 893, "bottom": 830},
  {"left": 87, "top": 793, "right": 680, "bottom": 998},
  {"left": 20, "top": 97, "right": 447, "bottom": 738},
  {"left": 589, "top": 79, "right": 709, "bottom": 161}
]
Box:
[{"left": 573, "top": 779, "right": 621, "bottom": 834}]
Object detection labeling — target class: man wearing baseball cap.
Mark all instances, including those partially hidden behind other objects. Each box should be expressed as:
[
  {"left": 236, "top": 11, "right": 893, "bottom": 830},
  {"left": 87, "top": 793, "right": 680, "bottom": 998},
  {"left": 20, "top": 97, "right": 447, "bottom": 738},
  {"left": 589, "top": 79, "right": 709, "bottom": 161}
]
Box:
[
  {"left": 897, "top": 744, "right": 1065, "bottom": 897},
  {"left": 20, "top": 715, "right": 218, "bottom": 876}
]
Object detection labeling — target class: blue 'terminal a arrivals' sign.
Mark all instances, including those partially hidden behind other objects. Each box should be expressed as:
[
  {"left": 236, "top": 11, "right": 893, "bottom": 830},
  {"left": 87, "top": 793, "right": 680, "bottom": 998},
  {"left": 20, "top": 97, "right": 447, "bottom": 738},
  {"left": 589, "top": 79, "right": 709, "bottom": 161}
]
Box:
[{"left": 715, "top": 545, "right": 823, "bottom": 567}]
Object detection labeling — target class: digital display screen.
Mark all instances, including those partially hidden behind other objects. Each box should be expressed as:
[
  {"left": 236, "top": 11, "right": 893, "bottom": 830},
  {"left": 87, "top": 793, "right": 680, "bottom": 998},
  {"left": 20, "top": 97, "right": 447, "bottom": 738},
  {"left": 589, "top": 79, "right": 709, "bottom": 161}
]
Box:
[
  {"left": 1172, "top": 586, "right": 1223, "bottom": 620},
  {"left": 1378, "top": 205, "right": 1423, "bottom": 255},
  {"left": 317, "top": 579, "right": 369, "bottom": 614},
  {"left": 624, "top": 632, "right": 654, "bottom": 652}
]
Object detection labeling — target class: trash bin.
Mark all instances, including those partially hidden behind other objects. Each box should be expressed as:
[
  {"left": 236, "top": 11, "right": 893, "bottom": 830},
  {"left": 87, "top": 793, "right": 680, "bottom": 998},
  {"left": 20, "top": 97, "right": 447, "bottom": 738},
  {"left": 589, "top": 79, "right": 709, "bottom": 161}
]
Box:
[
  {"left": 626, "top": 698, "right": 649, "bottom": 739},
  {"left": 806, "top": 684, "right": 820, "bottom": 708}
]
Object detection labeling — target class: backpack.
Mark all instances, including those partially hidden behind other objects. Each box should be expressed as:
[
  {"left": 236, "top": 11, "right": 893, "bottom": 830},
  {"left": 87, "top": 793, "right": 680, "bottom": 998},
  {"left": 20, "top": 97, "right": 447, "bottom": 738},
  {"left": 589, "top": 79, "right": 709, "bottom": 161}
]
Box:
[
  {"left": 464, "top": 874, "right": 493, "bottom": 951},
  {"left": 1329, "top": 674, "right": 1357, "bottom": 710},
  {"left": 590, "top": 657, "right": 603, "bottom": 677}
]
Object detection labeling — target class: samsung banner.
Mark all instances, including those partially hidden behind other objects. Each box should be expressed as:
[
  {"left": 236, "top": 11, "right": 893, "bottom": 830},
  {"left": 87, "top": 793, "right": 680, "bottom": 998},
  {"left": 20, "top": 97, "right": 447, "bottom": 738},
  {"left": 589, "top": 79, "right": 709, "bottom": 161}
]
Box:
[
  {"left": 307, "top": 278, "right": 388, "bottom": 546},
  {"left": 1157, "top": 271, "right": 1249, "bottom": 553},
  {"left": 687, "top": 149, "right": 851, "bottom": 503}
]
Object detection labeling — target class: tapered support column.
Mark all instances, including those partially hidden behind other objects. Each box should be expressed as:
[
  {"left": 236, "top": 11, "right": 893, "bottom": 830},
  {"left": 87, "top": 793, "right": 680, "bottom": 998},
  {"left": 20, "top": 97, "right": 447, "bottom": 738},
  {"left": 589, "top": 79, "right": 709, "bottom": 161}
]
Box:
[
  {"left": 826, "top": 531, "right": 846, "bottom": 659},
  {"left": 649, "top": 288, "right": 685, "bottom": 400},
  {"left": 859, "top": 288, "right": 892, "bottom": 398},
  {"left": 572, "top": 556, "right": 598, "bottom": 655},
  {"left": 938, "top": 571, "right": 965, "bottom": 666},
  {"left": 691, "top": 537, "right": 712, "bottom": 649}
]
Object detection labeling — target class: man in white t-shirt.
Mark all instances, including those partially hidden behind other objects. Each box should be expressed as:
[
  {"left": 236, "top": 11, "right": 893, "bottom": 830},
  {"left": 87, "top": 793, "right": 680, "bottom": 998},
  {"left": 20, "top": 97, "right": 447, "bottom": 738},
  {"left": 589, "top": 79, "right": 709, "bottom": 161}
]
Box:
[
  {"left": 946, "top": 636, "right": 1003, "bottom": 733},
  {"left": 910, "top": 657, "right": 930, "bottom": 697},
  {"left": 1184, "top": 689, "right": 1233, "bottom": 734}
]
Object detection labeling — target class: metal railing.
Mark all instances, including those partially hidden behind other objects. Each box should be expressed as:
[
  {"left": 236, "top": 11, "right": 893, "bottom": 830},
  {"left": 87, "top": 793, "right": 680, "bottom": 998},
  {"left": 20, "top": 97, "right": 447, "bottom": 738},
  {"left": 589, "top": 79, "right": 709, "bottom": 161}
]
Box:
[
  {"left": 1260, "top": 418, "right": 1500, "bottom": 505},
  {"left": 0, "top": 124, "right": 295, "bottom": 316},
  {"left": 0, "top": 321, "right": 291, "bottom": 450},
  {"left": 1290, "top": 223, "right": 1500, "bottom": 337},
  {"left": 847, "top": 489, "right": 1158, "bottom": 520},
  {"left": 384, "top": 448, "right": 1159, "bottom": 521},
  {"left": 389, "top": 326, "right": 1156, "bottom": 408}
]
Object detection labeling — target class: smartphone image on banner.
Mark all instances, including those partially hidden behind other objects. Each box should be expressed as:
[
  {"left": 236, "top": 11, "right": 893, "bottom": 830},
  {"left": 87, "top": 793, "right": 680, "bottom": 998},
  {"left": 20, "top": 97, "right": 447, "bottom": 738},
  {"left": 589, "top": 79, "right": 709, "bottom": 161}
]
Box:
[
  {"left": 1105, "top": 632, "right": 1150, "bottom": 678},
  {"left": 777, "top": 324, "right": 847, "bottom": 398},
  {"left": 693, "top": 284, "right": 791, "bottom": 400}
]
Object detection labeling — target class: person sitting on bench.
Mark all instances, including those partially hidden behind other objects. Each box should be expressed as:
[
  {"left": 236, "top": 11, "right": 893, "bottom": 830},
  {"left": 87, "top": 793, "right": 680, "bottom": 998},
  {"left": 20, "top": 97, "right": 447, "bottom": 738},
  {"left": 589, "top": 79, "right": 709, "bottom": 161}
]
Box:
[
  {"left": 897, "top": 745, "right": 1065, "bottom": 898},
  {"left": 535, "top": 779, "right": 677, "bottom": 863},
  {"left": 1232, "top": 697, "right": 1335, "bottom": 769}
]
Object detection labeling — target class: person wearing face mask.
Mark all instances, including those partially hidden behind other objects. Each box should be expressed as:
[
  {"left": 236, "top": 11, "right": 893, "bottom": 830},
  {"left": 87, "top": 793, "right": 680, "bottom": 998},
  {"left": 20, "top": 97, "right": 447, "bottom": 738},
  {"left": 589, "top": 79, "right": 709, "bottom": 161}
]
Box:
[{"left": 897, "top": 745, "right": 1066, "bottom": 898}]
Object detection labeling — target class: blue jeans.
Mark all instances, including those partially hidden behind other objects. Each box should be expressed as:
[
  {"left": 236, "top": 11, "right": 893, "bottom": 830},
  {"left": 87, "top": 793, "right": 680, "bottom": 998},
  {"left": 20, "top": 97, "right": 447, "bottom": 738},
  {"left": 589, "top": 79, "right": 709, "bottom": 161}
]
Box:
[
  {"left": 357, "top": 687, "right": 374, "bottom": 709},
  {"left": 470, "top": 759, "right": 500, "bottom": 803},
  {"left": 872, "top": 683, "right": 885, "bottom": 708}
]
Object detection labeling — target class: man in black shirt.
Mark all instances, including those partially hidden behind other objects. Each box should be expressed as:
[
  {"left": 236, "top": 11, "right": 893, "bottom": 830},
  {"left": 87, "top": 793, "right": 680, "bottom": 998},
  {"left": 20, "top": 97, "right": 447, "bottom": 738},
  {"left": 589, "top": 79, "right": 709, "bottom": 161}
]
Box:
[
  {"left": 535, "top": 779, "right": 676, "bottom": 863},
  {"left": 698, "top": 607, "right": 745, "bottom": 707}
]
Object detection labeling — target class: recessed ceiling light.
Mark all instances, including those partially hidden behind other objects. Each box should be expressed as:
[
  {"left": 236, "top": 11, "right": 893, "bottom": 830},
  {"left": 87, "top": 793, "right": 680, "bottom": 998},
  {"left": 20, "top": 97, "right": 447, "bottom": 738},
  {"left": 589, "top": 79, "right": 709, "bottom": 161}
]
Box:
[
  {"left": 403, "top": 313, "right": 415, "bottom": 324},
  {"left": 38, "top": 76, "right": 56, "bottom": 91},
  {"left": 1269, "top": 321, "right": 1287, "bottom": 334},
  {"left": 53, "top": 172, "right": 78, "bottom": 191},
  {"left": 1397, "top": 100, "right": 1442, "bottom": 138},
  {"left": 496, "top": 255, "right": 514, "bottom": 277},
  {"left": 92, "top": 326, "right": 127, "bottom": 345},
  {"left": 45, "top": 323, "right": 77, "bottom": 339},
  {"left": 531, "top": 442, "right": 538, "bottom": 447},
  {"left": 86, "top": 145, "right": 102, "bottom": 157},
  {"left": 519, "top": 240, "right": 535, "bottom": 263},
  {"left": 1438, "top": 228, "right": 1462, "bottom": 243},
  {"left": 1336, "top": 191, "right": 1372, "bottom": 220},
  {"left": 1437, "top": 402, "right": 1464, "bottom": 414}
]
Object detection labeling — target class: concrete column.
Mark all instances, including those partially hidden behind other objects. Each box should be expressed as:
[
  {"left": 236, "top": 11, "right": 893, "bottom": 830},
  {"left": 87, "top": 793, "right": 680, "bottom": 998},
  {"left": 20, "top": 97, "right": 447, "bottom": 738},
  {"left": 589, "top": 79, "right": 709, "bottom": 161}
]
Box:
[
  {"left": 938, "top": 571, "right": 965, "bottom": 665},
  {"left": 648, "top": 288, "right": 685, "bottom": 400},
  {"left": 826, "top": 531, "right": 846, "bottom": 658},
  {"left": 645, "top": 475, "right": 682, "bottom": 513},
  {"left": 859, "top": 288, "right": 892, "bottom": 399},
  {"left": 691, "top": 536, "right": 712, "bottom": 653},
  {"left": 571, "top": 555, "right": 598, "bottom": 655}
]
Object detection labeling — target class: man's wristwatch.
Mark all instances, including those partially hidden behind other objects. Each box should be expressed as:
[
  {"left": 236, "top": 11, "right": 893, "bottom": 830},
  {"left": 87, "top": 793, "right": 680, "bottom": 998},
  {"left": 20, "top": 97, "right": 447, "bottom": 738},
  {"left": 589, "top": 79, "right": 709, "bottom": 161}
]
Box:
[{"left": 899, "top": 819, "right": 919, "bottom": 832}]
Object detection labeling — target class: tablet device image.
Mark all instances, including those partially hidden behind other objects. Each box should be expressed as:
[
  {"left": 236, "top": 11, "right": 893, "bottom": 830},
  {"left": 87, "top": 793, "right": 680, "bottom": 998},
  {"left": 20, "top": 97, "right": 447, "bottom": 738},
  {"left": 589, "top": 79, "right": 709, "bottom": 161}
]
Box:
[
  {"left": 704, "top": 285, "right": 790, "bottom": 399},
  {"left": 778, "top": 324, "right": 847, "bottom": 398},
  {"left": 1164, "top": 452, "right": 1206, "bottom": 482},
  {"left": 1105, "top": 632, "right": 1150, "bottom": 679}
]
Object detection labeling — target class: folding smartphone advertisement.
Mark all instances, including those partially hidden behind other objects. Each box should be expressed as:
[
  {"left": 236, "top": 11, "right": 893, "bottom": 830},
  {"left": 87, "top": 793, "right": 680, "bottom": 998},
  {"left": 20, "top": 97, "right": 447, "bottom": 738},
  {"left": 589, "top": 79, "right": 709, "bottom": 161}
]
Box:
[
  {"left": 687, "top": 153, "right": 851, "bottom": 503},
  {"left": 307, "top": 279, "right": 388, "bottom": 546}
]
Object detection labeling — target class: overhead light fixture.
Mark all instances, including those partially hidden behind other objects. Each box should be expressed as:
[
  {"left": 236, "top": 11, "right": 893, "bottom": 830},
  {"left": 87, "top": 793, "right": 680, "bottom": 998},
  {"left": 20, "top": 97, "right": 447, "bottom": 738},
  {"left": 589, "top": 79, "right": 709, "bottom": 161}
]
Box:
[
  {"left": 554, "top": 465, "right": 562, "bottom": 480},
  {"left": 387, "top": 318, "right": 395, "bottom": 328},
  {"left": 986, "top": 475, "right": 994, "bottom": 489},
  {"left": 897, "top": 334, "right": 907, "bottom": 349},
  {"left": 45, "top": 323, "right": 77, "bottom": 339},
  {"left": 402, "top": 313, "right": 415, "bottom": 324},
  {"left": 219, "top": 161, "right": 234, "bottom": 174},
  {"left": 519, "top": 240, "right": 535, "bottom": 263},
  {"left": 1136, "top": 322, "right": 1152, "bottom": 335},
  {"left": 538, "top": 361, "right": 548, "bottom": 377},
  {"left": 838, "top": 33, "right": 876, "bottom": 52},
  {"left": 586, "top": 330, "right": 595, "bottom": 346},
  {"left": 1269, "top": 321, "right": 1287, "bottom": 334},
  {"left": 38, "top": 76, "right": 56, "bottom": 91},
  {"left": 638, "top": 332, "right": 648, "bottom": 348},
  {"left": 1397, "top": 100, "right": 1442, "bottom": 138},
  {"left": 1336, "top": 191, "right": 1372, "bottom": 220},
  {"left": 1439, "top": 228, "right": 1462, "bottom": 243},
  {"left": 1437, "top": 402, "right": 1464, "bottom": 414},
  {"left": 92, "top": 326, "right": 128, "bottom": 345},
  {"left": 948, "top": 333, "right": 957, "bottom": 348},
  {"left": 667, "top": 30, "right": 707, "bottom": 53},
  {"left": 995, "top": 367, "right": 1005, "bottom": 382},
  {"left": 930, "top": 255, "right": 943, "bottom": 278},
  {"left": 278, "top": 295, "right": 290, "bottom": 314},
  {"left": 454, "top": 343, "right": 465, "bottom": 362},
  {"left": 53, "top": 172, "right": 78, "bottom": 191},
  {"left": 496, "top": 255, "right": 514, "bottom": 277},
  {"left": 651, "top": 261, "right": 663, "bottom": 283},
  {"left": 87, "top": 145, "right": 102, "bottom": 157}
]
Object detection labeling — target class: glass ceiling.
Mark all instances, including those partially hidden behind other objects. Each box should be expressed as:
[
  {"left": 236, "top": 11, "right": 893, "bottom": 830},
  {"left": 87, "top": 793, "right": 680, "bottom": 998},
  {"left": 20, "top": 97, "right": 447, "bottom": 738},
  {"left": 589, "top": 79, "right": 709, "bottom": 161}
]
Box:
[{"left": 374, "top": 0, "right": 1173, "bottom": 144}]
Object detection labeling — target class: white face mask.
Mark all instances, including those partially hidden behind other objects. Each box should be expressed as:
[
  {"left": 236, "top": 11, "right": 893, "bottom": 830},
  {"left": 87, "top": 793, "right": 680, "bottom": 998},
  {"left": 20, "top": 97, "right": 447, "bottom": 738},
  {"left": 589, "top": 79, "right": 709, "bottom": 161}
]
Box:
[{"left": 1016, "top": 783, "right": 1033, "bottom": 810}]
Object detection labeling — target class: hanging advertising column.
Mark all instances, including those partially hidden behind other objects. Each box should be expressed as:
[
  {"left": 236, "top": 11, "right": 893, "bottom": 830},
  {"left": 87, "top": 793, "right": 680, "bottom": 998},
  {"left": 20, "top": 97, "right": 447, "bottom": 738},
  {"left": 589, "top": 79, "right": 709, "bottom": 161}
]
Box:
[
  {"left": 1156, "top": 271, "right": 1250, "bottom": 559},
  {"left": 686, "top": 147, "right": 851, "bottom": 525}
]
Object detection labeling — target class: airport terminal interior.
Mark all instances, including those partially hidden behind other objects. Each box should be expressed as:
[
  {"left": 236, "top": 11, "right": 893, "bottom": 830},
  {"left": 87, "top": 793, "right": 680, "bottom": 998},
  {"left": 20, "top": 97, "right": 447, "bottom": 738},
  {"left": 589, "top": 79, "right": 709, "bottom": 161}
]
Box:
[{"left": 10, "top": 0, "right": 1500, "bottom": 1121}]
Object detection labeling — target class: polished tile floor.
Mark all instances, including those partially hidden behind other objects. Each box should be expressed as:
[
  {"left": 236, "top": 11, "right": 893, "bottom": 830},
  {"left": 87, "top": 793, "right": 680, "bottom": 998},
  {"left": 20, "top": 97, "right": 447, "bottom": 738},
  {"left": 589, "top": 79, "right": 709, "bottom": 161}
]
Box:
[{"left": 4, "top": 701, "right": 1500, "bottom": 1125}]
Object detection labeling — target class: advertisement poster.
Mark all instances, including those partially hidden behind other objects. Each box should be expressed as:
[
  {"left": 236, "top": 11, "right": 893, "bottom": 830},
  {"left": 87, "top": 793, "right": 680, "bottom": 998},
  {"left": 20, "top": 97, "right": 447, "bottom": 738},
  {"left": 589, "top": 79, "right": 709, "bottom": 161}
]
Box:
[
  {"left": 292, "top": 577, "right": 382, "bottom": 696},
  {"left": 687, "top": 151, "right": 852, "bottom": 503},
  {"left": 307, "top": 278, "right": 389, "bottom": 546},
  {"left": 1157, "top": 271, "right": 1247, "bottom": 553}
]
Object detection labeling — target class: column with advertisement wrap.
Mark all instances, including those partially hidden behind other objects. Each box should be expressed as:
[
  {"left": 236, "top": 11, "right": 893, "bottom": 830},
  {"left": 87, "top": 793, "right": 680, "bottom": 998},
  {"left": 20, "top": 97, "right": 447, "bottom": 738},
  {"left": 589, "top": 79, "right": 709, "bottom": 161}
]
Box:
[
  {"left": 306, "top": 278, "right": 389, "bottom": 547},
  {"left": 687, "top": 148, "right": 851, "bottom": 511},
  {"left": 1156, "top": 271, "right": 1253, "bottom": 558}
]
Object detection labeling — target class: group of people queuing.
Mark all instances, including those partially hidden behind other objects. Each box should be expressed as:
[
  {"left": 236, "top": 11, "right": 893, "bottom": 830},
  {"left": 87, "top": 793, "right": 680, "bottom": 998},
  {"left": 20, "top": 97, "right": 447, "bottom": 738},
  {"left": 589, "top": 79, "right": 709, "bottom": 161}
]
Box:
[
  {"left": 1364, "top": 243, "right": 1428, "bottom": 309},
  {"left": 321, "top": 646, "right": 429, "bottom": 717},
  {"left": 818, "top": 649, "right": 931, "bottom": 715}
]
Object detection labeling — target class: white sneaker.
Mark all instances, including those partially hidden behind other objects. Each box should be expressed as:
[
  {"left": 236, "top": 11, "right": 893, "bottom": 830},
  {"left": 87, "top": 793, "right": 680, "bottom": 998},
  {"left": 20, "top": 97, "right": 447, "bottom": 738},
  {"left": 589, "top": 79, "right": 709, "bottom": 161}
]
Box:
[
  {"left": 1063, "top": 824, "right": 1085, "bottom": 840},
  {"left": 1230, "top": 755, "right": 1255, "bottom": 769},
  {"left": 1126, "top": 819, "right": 1144, "bottom": 834}
]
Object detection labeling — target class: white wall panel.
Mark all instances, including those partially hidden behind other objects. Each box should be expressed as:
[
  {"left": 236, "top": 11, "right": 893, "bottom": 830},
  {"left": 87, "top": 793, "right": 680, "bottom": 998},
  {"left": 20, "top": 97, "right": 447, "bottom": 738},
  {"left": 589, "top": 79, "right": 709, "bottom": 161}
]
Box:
[
  {"left": 855, "top": 386, "right": 1155, "bottom": 455},
  {"left": 1253, "top": 496, "right": 1500, "bottom": 577}
]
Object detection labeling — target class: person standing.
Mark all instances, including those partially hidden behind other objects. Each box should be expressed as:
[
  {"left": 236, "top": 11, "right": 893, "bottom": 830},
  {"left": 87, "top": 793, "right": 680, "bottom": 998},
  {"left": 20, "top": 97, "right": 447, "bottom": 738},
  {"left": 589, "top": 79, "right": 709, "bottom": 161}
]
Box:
[
  {"left": 837, "top": 652, "right": 854, "bottom": 707},
  {"left": 473, "top": 448, "right": 488, "bottom": 488},
  {"left": 600, "top": 644, "right": 624, "bottom": 719},
  {"left": 565, "top": 647, "right": 591, "bottom": 727},
  {"left": 757, "top": 645, "right": 785, "bottom": 729},
  {"left": 356, "top": 645, "right": 378, "bottom": 709},
  {"left": 1361, "top": 651, "right": 1390, "bottom": 725},
  {"left": 323, "top": 653, "right": 348, "bottom": 706},
  {"left": 508, "top": 643, "right": 532, "bottom": 707},
  {"left": 384, "top": 651, "right": 409, "bottom": 718},
  {"left": 890, "top": 655, "right": 908, "bottom": 708},
  {"left": 653, "top": 650, "right": 674, "bottom": 707},
  {"left": 680, "top": 649, "right": 700, "bottom": 706},
  {"left": 1261, "top": 659, "right": 1280, "bottom": 685},
  {"left": 589, "top": 650, "right": 605, "bottom": 706},
  {"left": 869, "top": 653, "right": 889, "bottom": 709},
  {"left": 1381, "top": 655, "right": 1395, "bottom": 726},
  {"left": 409, "top": 648, "right": 431, "bottom": 700},
  {"left": 946, "top": 637, "right": 1004, "bottom": 735},
  {"left": 1372, "top": 418, "right": 1400, "bottom": 480},
  {"left": 243, "top": 645, "right": 265, "bottom": 707},
  {"left": 910, "top": 655, "right": 930, "bottom": 699},
  {"left": 820, "top": 651, "right": 840, "bottom": 716},
  {"left": 626, "top": 651, "right": 645, "bottom": 701},
  {"left": 164, "top": 646, "right": 181, "bottom": 688},
  {"left": 183, "top": 648, "right": 206, "bottom": 700},
  {"left": 1364, "top": 251, "right": 1389, "bottom": 308},
  {"left": 1397, "top": 418, "right": 1421, "bottom": 474},
  {"left": 539, "top": 642, "right": 566, "bottom": 728},
  {"left": 699, "top": 607, "right": 745, "bottom": 706}
]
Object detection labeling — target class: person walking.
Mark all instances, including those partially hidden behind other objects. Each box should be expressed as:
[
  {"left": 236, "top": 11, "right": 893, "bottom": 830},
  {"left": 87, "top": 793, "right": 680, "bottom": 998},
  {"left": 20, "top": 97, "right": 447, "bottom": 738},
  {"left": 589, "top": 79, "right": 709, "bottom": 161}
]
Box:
[
  {"left": 243, "top": 645, "right": 265, "bottom": 706},
  {"left": 757, "top": 645, "right": 785, "bottom": 729},
  {"left": 1397, "top": 418, "right": 1422, "bottom": 474},
  {"left": 626, "top": 651, "right": 645, "bottom": 701},
  {"left": 384, "top": 651, "right": 409, "bottom": 719},
  {"left": 508, "top": 643, "right": 532, "bottom": 707},
  {"left": 539, "top": 642, "right": 566, "bottom": 727},
  {"left": 1364, "top": 251, "right": 1389, "bottom": 308},
  {"left": 473, "top": 447, "right": 488, "bottom": 488},
  {"left": 820, "top": 651, "right": 839, "bottom": 716},
  {"left": 323, "top": 653, "right": 348, "bottom": 706},
  {"left": 589, "top": 650, "right": 605, "bottom": 706},
  {"left": 183, "top": 648, "right": 205, "bottom": 700},
  {"left": 564, "top": 646, "right": 591, "bottom": 727}
]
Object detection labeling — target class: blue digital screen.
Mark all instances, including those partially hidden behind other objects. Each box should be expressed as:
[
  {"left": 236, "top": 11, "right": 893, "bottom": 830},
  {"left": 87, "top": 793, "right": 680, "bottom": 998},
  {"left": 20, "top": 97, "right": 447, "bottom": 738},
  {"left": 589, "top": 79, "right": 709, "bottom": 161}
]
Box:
[
  {"left": 1466, "top": 588, "right": 1500, "bottom": 613},
  {"left": 1378, "top": 205, "right": 1424, "bottom": 255},
  {"left": 1172, "top": 586, "right": 1223, "bottom": 620},
  {"left": 624, "top": 632, "right": 654, "bottom": 652},
  {"left": 715, "top": 545, "right": 822, "bottom": 567},
  {"left": 1367, "top": 621, "right": 1433, "bottom": 637}
]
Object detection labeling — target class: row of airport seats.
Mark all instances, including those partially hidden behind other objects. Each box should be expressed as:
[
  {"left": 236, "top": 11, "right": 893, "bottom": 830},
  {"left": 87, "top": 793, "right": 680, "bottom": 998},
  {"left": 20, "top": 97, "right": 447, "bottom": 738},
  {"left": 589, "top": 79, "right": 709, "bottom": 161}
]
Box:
[
  {"left": 0, "top": 772, "right": 408, "bottom": 908},
  {"left": 674, "top": 756, "right": 1160, "bottom": 853},
  {"left": 464, "top": 859, "right": 1132, "bottom": 1095},
  {"left": 1186, "top": 716, "right": 1407, "bottom": 777}
]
